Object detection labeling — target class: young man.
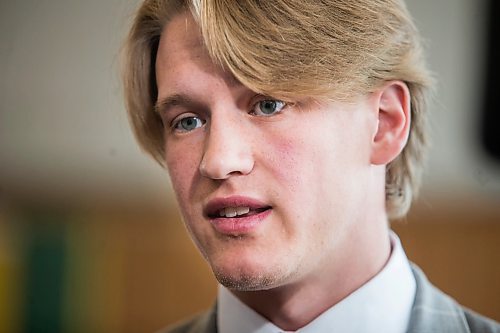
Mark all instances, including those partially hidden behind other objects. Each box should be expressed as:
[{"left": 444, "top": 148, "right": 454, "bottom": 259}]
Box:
[{"left": 123, "top": 0, "right": 500, "bottom": 332}]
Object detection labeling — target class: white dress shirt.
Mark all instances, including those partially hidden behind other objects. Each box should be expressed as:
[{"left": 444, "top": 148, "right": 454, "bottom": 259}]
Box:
[{"left": 218, "top": 231, "right": 416, "bottom": 333}]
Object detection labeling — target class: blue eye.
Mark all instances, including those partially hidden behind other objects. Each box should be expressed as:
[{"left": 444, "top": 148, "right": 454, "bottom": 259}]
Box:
[
  {"left": 253, "top": 99, "right": 286, "bottom": 116},
  {"left": 173, "top": 116, "right": 204, "bottom": 132}
]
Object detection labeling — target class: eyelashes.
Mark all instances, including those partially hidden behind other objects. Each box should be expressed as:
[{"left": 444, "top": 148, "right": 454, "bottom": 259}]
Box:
[
  {"left": 168, "top": 97, "right": 289, "bottom": 133},
  {"left": 250, "top": 99, "right": 286, "bottom": 117},
  {"left": 172, "top": 115, "right": 205, "bottom": 132}
]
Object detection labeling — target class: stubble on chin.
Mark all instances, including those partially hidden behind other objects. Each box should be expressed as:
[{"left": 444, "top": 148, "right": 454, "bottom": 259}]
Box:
[
  {"left": 213, "top": 266, "right": 285, "bottom": 292},
  {"left": 207, "top": 239, "right": 303, "bottom": 292}
]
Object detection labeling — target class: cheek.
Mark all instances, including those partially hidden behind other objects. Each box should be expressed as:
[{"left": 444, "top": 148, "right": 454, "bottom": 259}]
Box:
[
  {"left": 260, "top": 129, "right": 326, "bottom": 210},
  {"left": 265, "top": 121, "right": 361, "bottom": 208},
  {"left": 165, "top": 142, "right": 202, "bottom": 203},
  {"left": 265, "top": 137, "right": 304, "bottom": 193}
]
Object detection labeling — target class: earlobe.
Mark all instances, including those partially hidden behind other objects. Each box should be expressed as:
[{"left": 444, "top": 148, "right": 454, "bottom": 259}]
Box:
[{"left": 370, "top": 81, "right": 411, "bottom": 165}]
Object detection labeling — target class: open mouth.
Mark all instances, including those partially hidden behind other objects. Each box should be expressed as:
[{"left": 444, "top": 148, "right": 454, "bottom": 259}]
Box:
[
  {"left": 208, "top": 206, "right": 271, "bottom": 219},
  {"left": 204, "top": 197, "right": 273, "bottom": 234}
]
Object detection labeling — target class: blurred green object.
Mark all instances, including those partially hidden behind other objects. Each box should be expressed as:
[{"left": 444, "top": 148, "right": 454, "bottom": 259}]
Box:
[{"left": 22, "top": 212, "right": 67, "bottom": 333}]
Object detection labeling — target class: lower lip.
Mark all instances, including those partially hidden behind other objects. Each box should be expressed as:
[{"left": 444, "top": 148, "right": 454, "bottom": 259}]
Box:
[{"left": 209, "top": 209, "right": 272, "bottom": 235}]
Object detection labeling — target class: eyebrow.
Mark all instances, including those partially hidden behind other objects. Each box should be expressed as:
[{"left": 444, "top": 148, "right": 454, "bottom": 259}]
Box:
[{"left": 154, "top": 94, "right": 197, "bottom": 115}]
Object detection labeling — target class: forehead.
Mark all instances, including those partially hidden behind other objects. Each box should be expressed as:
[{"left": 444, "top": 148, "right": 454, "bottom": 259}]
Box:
[
  {"left": 155, "top": 12, "right": 239, "bottom": 91},
  {"left": 160, "top": 12, "right": 203, "bottom": 56}
]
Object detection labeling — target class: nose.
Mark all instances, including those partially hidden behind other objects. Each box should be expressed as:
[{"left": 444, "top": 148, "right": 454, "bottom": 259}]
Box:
[{"left": 199, "top": 114, "right": 254, "bottom": 180}]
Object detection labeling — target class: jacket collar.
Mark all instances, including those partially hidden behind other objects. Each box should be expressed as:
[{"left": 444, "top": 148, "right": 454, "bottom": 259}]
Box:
[{"left": 407, "top": 264, "right": 470, "bottom": 333}]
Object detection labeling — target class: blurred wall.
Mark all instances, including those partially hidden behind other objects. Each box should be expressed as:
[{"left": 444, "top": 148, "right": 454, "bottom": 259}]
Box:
[
  {"left": 0, "top": 0, "right": 499, "bottom": 332},
  {"left": 405, "top": 0, "right": 500, "bottom": 198},
  {"left": 0, "top": 0, "right": 171, "bottom": 208}
]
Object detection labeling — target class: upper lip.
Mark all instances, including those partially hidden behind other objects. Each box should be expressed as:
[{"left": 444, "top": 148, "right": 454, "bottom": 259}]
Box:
[{"left": 204, "top": 195, "right": 271, "bottom": 218}]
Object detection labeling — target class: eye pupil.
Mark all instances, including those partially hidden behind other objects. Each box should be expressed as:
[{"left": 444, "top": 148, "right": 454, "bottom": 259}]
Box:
[
  {"left": 180, "top": 117, "right": 199, "bottom": 131},
  {"left": 260, "top": 100, "right": 277, "bottom": 114}
]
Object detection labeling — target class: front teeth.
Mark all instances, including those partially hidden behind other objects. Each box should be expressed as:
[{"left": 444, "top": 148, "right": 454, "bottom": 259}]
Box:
[{"left": 219, "top": 206, "right": 250, "bottom": 218}]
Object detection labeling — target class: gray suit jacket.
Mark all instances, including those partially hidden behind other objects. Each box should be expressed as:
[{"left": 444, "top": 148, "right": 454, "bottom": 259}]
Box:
[{"left": 160, "top": 265, "right": 499, "bottom": 333}]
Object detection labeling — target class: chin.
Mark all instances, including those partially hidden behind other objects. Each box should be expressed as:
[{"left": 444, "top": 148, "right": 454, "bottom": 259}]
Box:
[
  {"left": 214, "top": 271, "right": 277, "bottom": 291},
  {"left": 209, "top": 255, "right": 287, "bottom": 291}
]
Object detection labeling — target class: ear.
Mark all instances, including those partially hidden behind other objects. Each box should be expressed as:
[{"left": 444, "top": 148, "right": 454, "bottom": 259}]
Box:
[{"left": 370, "top": 81, "right": 411, "bottom": 165}]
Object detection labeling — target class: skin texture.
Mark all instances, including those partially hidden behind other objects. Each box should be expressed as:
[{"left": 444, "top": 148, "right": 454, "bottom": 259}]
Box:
[{"left": 155, "top": 12, "right": 411, "bottom": 331}]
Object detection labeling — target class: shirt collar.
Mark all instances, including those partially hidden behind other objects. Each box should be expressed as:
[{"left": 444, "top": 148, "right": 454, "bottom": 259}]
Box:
[{"left": 218, "top": 231, "right": 416, "bottom": 333}]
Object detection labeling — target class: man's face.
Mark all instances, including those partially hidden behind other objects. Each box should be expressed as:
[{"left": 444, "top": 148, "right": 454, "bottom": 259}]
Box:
[{"left": 156, "top": 13, "right": 379, "bottom": 291}]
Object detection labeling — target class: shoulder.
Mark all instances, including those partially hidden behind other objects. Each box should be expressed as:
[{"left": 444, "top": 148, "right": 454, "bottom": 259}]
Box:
[
  {"left": 463, "top": 308, "right": 500, "bottom": 333},
  {"left": 154, "top": 307, "right": 217, "bottom": 333},
  {"left": 409, "top": 264, "right": 500, "bottom": 333}
]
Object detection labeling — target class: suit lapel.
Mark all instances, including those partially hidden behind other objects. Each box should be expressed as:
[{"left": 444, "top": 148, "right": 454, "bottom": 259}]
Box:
[{"left": 407, "top": 265, "right": 470, "bottom": 333}]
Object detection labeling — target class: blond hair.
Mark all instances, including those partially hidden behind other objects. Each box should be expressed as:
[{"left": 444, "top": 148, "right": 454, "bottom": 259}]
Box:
[{"left": 122, "top": 0, "right": 432, "bottom": 219}]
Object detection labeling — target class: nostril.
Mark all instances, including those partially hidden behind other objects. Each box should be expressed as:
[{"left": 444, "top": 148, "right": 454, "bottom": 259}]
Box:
[
  {"left": 199, "top": 155, "right": 228, "bottom": 179},
  {"left": 199, "top": 151, "right": 254, "bottom": 180}
]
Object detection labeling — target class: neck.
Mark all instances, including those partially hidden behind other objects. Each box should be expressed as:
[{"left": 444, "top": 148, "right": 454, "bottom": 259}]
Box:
[{"left": 232, "top": 215, "right": 391, "bottom": 331}]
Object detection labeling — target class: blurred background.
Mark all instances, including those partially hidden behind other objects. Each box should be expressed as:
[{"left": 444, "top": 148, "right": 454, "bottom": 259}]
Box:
[{"left": 0, "top": 0, "right": 499, "bottom": 332}]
